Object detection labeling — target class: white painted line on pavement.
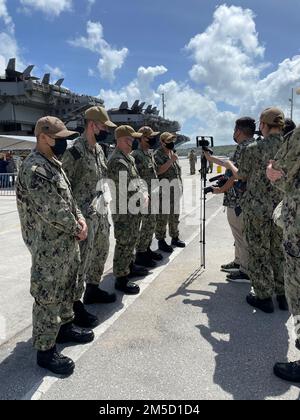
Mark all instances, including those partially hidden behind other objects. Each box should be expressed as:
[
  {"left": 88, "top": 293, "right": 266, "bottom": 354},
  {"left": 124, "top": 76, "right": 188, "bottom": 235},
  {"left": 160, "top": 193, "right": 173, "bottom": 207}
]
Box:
[{"left": 22, "top": 203, "right": 223, "bottom": 401}]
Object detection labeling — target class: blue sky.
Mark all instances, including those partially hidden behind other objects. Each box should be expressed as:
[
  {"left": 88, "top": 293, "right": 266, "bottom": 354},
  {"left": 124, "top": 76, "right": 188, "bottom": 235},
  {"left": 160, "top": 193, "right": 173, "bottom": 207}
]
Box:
[{"left": 1, "top": 0, "right": 300, "bottom": 144}]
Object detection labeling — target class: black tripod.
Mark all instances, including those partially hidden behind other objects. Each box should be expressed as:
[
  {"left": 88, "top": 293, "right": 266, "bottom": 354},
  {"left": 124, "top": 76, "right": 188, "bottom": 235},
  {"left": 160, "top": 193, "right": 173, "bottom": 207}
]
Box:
[{"left": 197, "top": 136, "right": 214, "bottom": 269}]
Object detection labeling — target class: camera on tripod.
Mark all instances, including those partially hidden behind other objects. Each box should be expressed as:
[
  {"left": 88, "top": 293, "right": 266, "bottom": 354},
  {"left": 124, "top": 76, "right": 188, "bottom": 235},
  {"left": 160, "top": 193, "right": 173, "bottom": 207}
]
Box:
[
  {"left": 204, "top": 174, "right": 228, "bottom": 194},
  {"left": 196, "top": 136, "right": 214, "bottom": 154}
]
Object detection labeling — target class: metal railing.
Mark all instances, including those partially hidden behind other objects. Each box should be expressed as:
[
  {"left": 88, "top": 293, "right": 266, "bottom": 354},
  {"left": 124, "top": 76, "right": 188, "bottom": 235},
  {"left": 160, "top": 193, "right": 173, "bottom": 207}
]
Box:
[{"left": 0, "top": 173, "right": 17, "bottom": 196}]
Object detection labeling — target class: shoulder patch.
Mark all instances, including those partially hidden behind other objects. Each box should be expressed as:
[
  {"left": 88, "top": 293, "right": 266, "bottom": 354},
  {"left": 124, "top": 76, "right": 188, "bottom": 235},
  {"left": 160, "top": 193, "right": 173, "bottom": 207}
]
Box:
[
  {"left": 69, "top": 147, "right": 82, "bottom": 161},
  {"left": 32, "top": 165, "right": 53, "bottom": 181}
]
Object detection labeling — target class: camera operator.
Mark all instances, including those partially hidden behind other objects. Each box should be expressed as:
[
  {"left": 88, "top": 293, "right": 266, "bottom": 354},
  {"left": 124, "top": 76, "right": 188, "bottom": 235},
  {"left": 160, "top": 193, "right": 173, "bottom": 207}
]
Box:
[{"left": 204, "top": 117, "right": 256, "bottom": 284}]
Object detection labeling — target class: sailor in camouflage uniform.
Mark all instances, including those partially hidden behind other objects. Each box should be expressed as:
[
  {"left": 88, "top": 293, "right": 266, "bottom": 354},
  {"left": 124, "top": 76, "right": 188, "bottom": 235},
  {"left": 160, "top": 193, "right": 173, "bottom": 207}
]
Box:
[
  {"left": 132, "top": 126, "right": 163, "bottom": 268},
  {"left": 16, "top": 117, "right": 93, "bottom": 376},
  {"left": 205, "top": 117, "right": 256, "bottom": 283},
  {"left": 267, "top": 126, "right": 300, "bottom": 382},
  {"left": 154, "top": 132, "right": 186, "bottom": 253},
  {"left": 188, "top": 150, "right": 197, "bottom": 175},
  {"left": 62, "top": 107, "right": 117, "bottom": 325},
  {"left": 107, "top": 125, "right": 149, "bottom": 295},
  {"left": 225, "top": 108, "right": 287, "bottom": 313}
]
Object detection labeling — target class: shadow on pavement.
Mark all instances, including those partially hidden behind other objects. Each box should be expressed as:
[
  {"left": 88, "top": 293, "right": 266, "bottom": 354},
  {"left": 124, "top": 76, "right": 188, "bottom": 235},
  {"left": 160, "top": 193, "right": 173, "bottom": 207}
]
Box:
[{"left": 177, "top": 269, "right": 296, "bottom": 400}]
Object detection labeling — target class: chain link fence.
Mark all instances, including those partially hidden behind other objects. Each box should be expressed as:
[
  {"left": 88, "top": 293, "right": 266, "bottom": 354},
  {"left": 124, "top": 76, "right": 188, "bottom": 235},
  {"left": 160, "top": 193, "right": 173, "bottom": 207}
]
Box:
[{"left": 0, "top": 173, "right": 17, "bottom": 196}]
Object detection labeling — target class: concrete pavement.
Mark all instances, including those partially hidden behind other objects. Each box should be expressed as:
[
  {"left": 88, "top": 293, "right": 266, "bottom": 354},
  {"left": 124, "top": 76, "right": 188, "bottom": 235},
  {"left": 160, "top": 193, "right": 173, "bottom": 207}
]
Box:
[{"left": 0, "top": 160, "right": 299, "bottom": 400}]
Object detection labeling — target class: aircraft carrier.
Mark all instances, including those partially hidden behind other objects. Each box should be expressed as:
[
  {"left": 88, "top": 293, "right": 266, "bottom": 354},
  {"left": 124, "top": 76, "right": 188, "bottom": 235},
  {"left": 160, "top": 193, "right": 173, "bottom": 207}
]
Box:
[{"left": 0, "top": 58, "right": 189, "bottom": 147}]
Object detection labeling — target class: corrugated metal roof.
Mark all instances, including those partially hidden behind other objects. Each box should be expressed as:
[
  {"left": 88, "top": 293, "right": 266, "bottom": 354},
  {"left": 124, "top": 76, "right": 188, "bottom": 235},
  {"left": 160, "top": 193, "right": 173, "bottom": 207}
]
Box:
[{"left": 0, "top": 135, "right": 36, "bottom": 151}]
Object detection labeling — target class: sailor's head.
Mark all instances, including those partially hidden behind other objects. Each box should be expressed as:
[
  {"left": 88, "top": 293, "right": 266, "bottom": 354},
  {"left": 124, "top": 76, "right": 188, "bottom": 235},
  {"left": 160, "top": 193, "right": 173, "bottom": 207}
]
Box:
[
  {"left": 115, "top": 125, "right": 142, "bottom": 155},
  {"left": 259, "top": 107, "right": 285, "bottom": 138},
  {"left": 84, "top": 106, "right": 117, "bottom": 142},
  {"left": 160, "top": 132, "right": 177, "bottom": 151},
  {"left": 138, "top": 126, "right": 160, "bottom": 150},
  {"left": 35, "top": 116, "right": 79, "bottom": 157}
]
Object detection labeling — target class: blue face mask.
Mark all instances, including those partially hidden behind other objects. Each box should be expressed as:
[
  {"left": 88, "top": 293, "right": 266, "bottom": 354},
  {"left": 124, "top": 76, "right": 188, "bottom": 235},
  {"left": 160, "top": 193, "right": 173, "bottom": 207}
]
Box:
[{"left": 51, "top": 139, "right": 67, "bottom": 157}]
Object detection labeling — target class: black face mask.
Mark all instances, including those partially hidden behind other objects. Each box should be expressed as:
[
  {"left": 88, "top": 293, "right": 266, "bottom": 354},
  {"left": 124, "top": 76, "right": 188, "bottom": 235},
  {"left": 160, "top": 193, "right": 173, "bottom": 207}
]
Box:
[
  {"left": 132, "top": 139, "right": 139, "bottom": 151},
  {"left": 51, "top": 139, "right": 67, "bottom": 157},
  {"left": 147, "top": 137, "right": 157, "bottom": 148},
  {"left": 96, "top": 130, "right": 109, "bottom": 143},
  {"left": 165, "top": 142, "right": 175, "bottom": 150}
]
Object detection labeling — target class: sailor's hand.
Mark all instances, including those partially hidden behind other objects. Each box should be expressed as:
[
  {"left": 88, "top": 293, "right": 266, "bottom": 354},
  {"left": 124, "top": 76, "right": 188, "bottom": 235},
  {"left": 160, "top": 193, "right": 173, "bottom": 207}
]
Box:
[
  {"left": 267, "top": 161, "right": 284, "bottom": 182},
  {"left": 171, "top": 153, "right": 178, "bottom": 162},
  {"left": 203, "top": 151, "right": 213, "bottom": 162},
  {"left": 77, "top": 219, "right": 88, "bottom": 241},
  {"left": 212, "top": 187, "right": 222, "bottom": 194}
]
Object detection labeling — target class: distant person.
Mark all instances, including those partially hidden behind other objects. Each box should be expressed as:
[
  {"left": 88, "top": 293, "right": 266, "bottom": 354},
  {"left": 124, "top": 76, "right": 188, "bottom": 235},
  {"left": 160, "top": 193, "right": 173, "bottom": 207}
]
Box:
[
  {"left": 0, "top": 154, "right": 8, "bottom": 188},
  {"left": 188, "top": 150, "right": 197, "bottom": 175}
]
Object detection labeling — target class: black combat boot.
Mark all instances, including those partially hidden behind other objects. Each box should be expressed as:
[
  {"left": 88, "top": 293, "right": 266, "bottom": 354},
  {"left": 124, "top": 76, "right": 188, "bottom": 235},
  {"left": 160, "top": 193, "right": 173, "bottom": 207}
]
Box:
[
  {"left": 171, "top": 237, "right": 186, "bottom": 248},
  {"left": 115, "top": 276, "right": 140, "bottom": 295},
  {"left": 37, "top": 345, "right": 75, "bottom": 376},
  {"left": 147, "top": 247, "right": 163, "bottom": 261},
  {"left": 83, "top": 284, "right": 117, "bottom": 305},
  {"left": 73, "top": 301, "right": 99, "bottom": 329},
  {"left": 274, "top": 360, "right": 300, "bottom": 383},
  {"left": 246, "top": 292, "right": 274, "bottom": 313},
  {"left": 276, "top": 295, "right": 289, "bottom": 311},
  {"left": 158, "top": 239, "right": 173, "bottom": 253},
  {"left": 135, "top": 252, "right": 157, "bottom": 268},
  {"left": 56, "top": 322, "right": 94, "bottom": 344},
  {"left": 128, "top": 262, "right": 149, "bottom": 278}
]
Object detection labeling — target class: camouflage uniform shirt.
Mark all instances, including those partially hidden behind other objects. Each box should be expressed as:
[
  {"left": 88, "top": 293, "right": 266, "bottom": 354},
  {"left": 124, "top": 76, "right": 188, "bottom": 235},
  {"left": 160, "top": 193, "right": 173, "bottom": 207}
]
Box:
[
  {"left": 154, "top": 147, "right": 182, "bottom": 183},
  {"left": 131, "top": 148, "right": 158, "bottom": 191},
  {"left": 62, "top": 135, "right": 108, "bottom": 217},
  {"left": 238, "top": 134, "right": 284, "bottom": 220},
  {"left": 16, "top": 150, "right": 83, "bottom": 249},
  {"left": 223, "top": 138, "right": 254, "bottom": 208},
  {"left": 273, "top": 126, "right": 300, "bottom": 257},
  {"left": 107, "top": 148, "right": 147, "bottom": 214}
]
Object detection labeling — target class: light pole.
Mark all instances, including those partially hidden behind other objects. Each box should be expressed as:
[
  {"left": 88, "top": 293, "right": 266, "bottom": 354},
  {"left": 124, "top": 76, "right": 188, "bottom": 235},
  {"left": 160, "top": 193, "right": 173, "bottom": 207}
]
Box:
[{"left": 161, "top": 93, "right": 166, "bottom": 119}]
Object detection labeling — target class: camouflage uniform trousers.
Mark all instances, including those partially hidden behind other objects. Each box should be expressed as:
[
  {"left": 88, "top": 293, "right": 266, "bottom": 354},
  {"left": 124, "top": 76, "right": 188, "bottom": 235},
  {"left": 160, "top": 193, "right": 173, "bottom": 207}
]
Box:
[
  {"left": 136, "top": 209, "right": 157, "bottom": 253},
  {"left": 76, "top": 212, "right": 110, "bottom": 301},
  {"left": 31, "top": 237, "right": 80, "bottom": 351},
  {"left": 190, "top": 162, "right": 196, "bottom": 175},
  {"left": 244, "top": 215, "right": 285, "bottom": 299},
  {"left": 112, "top": 213, "right": 141, "bottom": 277},
  {"left": 156, "top": 188, "right": 181, "bottom": 241},
  {"left": 284, "top": 253, "right": 300, "bottom": 340}
]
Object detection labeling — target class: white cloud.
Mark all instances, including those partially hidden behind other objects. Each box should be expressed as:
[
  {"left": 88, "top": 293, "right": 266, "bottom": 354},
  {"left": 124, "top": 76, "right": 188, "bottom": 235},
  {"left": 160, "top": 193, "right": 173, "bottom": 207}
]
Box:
[
  {"left": 69, "top": 21, "right": 129, "bottom": 82},
  {"left": 186, "top": 4, "right": 265, "bottom": 105},
  {"left": 19, "top": 0, "right": 72, "bottom": 17},
  {"left": 0, "top": 0, "right": 14, "bottom": 32},
  {"left": 100, "top": 65, "right": 168, "bottom": 108},
  {"left": 99, "top": 4, "right": 300, "bottom": 144},
  {"left": 44, "top": 64, "right": 64, "bottom": 78},
  {"left": 0, "top": 1, "right": 23, "bottom": 75}
]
